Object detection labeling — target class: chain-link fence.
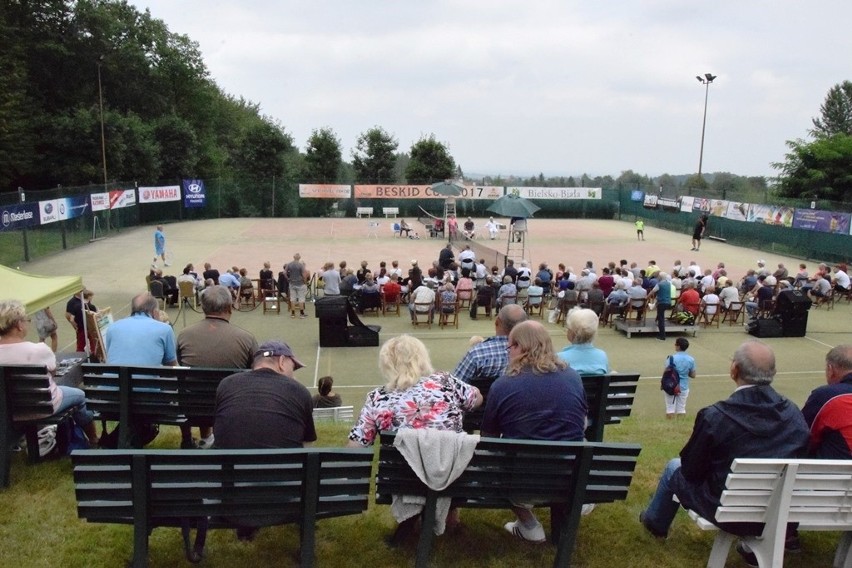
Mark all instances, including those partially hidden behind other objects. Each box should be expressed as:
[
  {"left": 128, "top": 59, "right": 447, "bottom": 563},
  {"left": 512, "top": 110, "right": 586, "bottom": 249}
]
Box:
[{"left": 2, "top": 182, "right": 849, "bottom": 266}]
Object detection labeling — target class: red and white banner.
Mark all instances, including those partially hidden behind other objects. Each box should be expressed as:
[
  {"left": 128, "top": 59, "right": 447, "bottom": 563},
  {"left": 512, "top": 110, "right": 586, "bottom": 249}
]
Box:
[
  {"left": 109, "top": 189, "right": 136, "bottom": 209},
  {"left": 138, "top": 185, "right": 180, "bottom": 203}
]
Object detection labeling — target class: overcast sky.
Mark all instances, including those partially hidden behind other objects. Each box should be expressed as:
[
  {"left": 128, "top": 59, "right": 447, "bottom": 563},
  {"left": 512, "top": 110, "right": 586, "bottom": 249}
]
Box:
[{"left": 131, "top": 1, "right": 851, "bottom": 179}]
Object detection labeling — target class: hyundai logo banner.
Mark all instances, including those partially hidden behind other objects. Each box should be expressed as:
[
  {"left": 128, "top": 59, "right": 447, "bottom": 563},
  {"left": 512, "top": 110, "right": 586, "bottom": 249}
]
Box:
[
  {"left": 1, "top": 203, "right": 40, "bottom": 232},
  {"left": 182, "top": 179, "right": 206, "bottom": 208}
]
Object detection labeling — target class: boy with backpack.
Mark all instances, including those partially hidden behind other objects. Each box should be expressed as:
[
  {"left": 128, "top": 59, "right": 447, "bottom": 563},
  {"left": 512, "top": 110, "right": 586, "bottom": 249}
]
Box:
[{"left": 663, "top": 337, "right": 696, "bottom": 419}]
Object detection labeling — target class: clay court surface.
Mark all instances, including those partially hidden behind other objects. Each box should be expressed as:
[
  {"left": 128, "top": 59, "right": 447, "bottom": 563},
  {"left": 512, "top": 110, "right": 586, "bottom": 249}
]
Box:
[{"left": 19, "top": 216, "right": 850, "bottom": 420}]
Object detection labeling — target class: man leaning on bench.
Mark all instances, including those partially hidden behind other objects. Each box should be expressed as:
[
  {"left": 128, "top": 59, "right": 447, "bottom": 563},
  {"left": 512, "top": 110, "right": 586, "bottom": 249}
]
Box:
[{"left": 640, "top": 342, "right": 852, "bottom": 567}]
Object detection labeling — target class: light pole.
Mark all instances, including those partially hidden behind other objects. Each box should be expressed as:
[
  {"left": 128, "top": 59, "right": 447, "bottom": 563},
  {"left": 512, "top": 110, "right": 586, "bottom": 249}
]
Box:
[
  {"left": 97, "top": 55, "right": 108, "bottom": 187},
  {"left": 696, "top": 73, "right": 717, "bottom": 179}
]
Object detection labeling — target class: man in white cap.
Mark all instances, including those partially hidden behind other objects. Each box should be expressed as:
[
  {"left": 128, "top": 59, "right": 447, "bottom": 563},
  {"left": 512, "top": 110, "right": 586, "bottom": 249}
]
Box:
[{"left": 214, "top": 340, "right": 316, "bottom": 450}]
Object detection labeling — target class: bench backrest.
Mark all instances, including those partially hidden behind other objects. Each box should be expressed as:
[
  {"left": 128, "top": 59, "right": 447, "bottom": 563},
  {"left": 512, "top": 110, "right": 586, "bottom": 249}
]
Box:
[
  {"left": 0, "top": 365, "right": 54, "bottom": 422},
  {"left": 73, "top": 448, "right": 374, "bottom": 524},
  {"left": 312, "top": 405, "right": 354, "bottom": 422},
  {"left": 376, "top": 432, "right": 640, "bottom": 508},
  {"left": 82, "top": 364, "right": 239, "bottom": 447},
  {"left": 717, "top": 458, "right": 852, "bottom": 527},
  {"left": 462, "top": 372, "right": 640, "bottom": 442}
]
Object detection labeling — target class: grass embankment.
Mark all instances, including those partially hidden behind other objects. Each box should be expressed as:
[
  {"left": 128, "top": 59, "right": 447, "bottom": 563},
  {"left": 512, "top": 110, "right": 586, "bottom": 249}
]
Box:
[{"left": 0, "top": 421, "right": 842, "bottom": 567}]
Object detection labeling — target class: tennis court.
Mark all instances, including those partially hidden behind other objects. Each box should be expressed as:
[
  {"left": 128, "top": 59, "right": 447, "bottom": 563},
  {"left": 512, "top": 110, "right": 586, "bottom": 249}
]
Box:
[{"left": 17, "top": 216, "right": 849, "bottom": 422}]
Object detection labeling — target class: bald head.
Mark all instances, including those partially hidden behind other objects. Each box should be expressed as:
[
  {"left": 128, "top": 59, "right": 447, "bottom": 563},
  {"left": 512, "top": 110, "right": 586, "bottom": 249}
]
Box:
[
  {"left": 826, "top": 345, "right": 852, "bottom": 384},
  {"left": 496, "top": 304, "right": 528, "bottom": 336},
  {"left": 131, "top": 293, "right": 158, "bottom": 316},
  {"left": 732, "top": 340, "right": 776, "bottom": 386}
]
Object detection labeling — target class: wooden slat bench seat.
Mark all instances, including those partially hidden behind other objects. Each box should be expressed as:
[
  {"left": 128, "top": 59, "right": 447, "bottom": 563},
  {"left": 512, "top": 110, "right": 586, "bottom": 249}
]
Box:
[
  {"left": 72, "top": 447, "right": 374, "bottom": 567},
  {"left": 356, "top": 207, "right": 373, "bottom": 218},
  {"left": 81, "top": 364, "right": 239, "bottom": 448},
  {"left": 688, "top": 458, "right": 852, "bottom": 567},
  {"left": 382, "top": 207, "right": 399, "bottom": 218},
  {"left": 0, "top": 364, "right": 80, "bottom": 488},
  {"left": 462, "top": 373, "right": 640, "bottom": 442},
  {"left": 376, "top": 431, "right": 641, "bottom": 568}
]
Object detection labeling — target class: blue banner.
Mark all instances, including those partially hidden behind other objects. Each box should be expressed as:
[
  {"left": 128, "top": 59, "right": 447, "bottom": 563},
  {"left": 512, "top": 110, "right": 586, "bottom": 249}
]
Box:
[
  {"left": 1, "top": 202, "right": 40, "bottom": 232},
  {"left": 182, "top": 179, "right": 206, "bottom": 208}
]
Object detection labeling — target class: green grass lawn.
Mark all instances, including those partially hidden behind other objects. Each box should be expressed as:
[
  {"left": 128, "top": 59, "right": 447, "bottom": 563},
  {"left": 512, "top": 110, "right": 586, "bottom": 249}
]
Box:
[{"left": 1, "top": 418, "right": 844, "bottom": 567}]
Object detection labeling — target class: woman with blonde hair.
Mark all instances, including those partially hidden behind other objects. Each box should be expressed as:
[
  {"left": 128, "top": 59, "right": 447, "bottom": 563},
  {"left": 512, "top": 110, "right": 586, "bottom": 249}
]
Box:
[
  {"left": 557, "top": 307, "right": 610, "bottom": 375},
  {"left": 348, "top": 335, "right": 482, "bottom": 448},
  {"left": 481, "top": 320, "right": 588, "bottom": 544},
  {"left": 0, "top": 300, "right": 99, "bottom": 446}
]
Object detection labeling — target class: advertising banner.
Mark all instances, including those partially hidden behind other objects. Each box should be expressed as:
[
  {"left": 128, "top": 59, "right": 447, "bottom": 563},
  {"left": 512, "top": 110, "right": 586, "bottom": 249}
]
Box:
[
  {"left": 138, "top": 185, "right": 180, "bottom": 203},
  {"left": 507, "top": 187, "right": 602, "bottom": 200},
  {"left": 643, "top": 194, "right": 658, "bottom": 208},
  {"left": 353, "top": 185, "right": 502, "bottom": 199},
  {"left": 299, "top": 184, "right": 352, "bottom": 199},
  {"left": 182, "top": 179, "right": 206, "bottom": 208},
  {"left": 691, "top": 197, "right": 711, "bottom": 212},
  {"left": 91, "top": 193, "right": 110, "bottom": 212},
  {"left": 39, "top": 196, "right": 90, "bottom": 225},
  {"left": 680, "top": 196, "right": 695, "bottom": 212},
  {"left": 792, "top": 209, "right": 851, "bottom": 234},
  {"left": 657, "top": 197, "right": 680, "bottom": 211},
  {"left": 109, "top": 189, "right": 136, "bottom": 209},
  {"left": 708, "top": 199, "right": 728, "bottom": 217},
  {"left": 746, "top": 204, "right": 794, "bottom": 227},
  {"left": 0, "top": 203, "right": 39, "bottom": 232},
  {"left": 724, "top": 202, "right": 749, "bottom": 221}
]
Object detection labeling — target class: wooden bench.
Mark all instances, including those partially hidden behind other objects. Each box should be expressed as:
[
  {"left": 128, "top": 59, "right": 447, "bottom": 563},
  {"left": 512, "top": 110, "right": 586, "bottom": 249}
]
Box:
[
  {"left": 356, "top": 206, "right": 373, "bottom": 218},
  {"left": 688, "top": 458, "right": 852, "bottom": 568},
  {"left": 382, "top": 207, "right": 399, "bottom": 218},
  {"left": 312, "top": 405, "right": 354, "bottom": 422},
  {"left": 462, "top": 373, "right": 640, "bottom": 442},
  {"left": 0, "top": 364, "right": 80, "bottom": 488},
  {"left": 81, "top": 364, "right": 239, "bottom": 448},
  {"left": 72, "top": 447, "right": 374, "bottom": 567},
  {"left": 376, "top": 431, "right": 641, "bottom": 568}
]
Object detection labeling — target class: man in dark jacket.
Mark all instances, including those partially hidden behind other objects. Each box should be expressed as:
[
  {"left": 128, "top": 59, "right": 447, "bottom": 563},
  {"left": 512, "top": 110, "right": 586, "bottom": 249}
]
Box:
[
  {"left": 640, "top": 340, "right": 809, "bottom": 538},
  {"left": 802, "top": 344, "right": 852, "bottom": 459}
]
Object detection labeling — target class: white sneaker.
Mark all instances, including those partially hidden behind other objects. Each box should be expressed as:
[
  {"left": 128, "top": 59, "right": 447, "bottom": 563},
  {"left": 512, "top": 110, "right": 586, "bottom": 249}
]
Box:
[
  {"left": 164, "top": 262, "right": 171, "bottom": 267},
  {"left": 581, "top": 503, "right": 596, "bottom": 516},
  {"left": 198, "top": 435, "right": 215, "bottom": 450},
  {"left": 504, "top": 520, "right": 546, "bottom": 544}
]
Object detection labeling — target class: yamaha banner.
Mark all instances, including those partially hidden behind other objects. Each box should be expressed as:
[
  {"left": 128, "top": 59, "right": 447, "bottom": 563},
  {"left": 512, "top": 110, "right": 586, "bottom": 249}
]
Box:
[{"left": 182, "top": 179, "right": 206, "bottom": 208}]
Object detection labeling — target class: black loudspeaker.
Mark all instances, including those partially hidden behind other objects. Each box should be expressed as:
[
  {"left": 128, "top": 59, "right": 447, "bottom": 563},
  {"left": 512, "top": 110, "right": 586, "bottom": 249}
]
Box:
[
  {"left": 748, "top": 317, "right": 784, "bottom": 338},
  {"left": 315, "top": 296, "right": 349, "bottom": 347},
  {"left": 781, "top": 318, "right": 808, "bottom": 338},
  {"left": 775, "top": 289, "right": 812, "bottom": 316}
]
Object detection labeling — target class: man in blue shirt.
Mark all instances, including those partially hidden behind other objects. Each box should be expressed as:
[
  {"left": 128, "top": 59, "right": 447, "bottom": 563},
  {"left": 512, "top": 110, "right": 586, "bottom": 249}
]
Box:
[
  {"left": 152, "top": 225, "right": 168, "bottom": 268},
  {"left": 664, "top": 337, "right": 696, "bottom": 419},
  {"left": 649, "top": 272, "right": 673, "bottom": 341},
  {"left": 453, "top": 304, "right": 527, "bottom": 383},
  {"left": 105, "top": 293, "right": 177, "bottom": 367}
]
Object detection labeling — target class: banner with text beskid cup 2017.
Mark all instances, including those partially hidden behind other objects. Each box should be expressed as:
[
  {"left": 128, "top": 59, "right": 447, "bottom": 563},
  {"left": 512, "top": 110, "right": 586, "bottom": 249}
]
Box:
[{"left": 182, "top": 179, "right": 206, "bottom": 208}]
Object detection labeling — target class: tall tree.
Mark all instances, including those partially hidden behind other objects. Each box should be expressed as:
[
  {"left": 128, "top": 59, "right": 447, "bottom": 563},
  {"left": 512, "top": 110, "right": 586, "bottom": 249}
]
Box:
[
  {"left": 773, "top": 135, "right": 852, "bottom": 202},
  {"left": 811, "top": 81, "right": 852, "bottom": 138},
  {"left": 351, "top": 126, "right": 398, "bottom": 183},
  {"left": 404, "top": 135, "right": 455, "bottom": 184},
  {"left": 304, "top": 127, "right": 342, "bottom": 183}
]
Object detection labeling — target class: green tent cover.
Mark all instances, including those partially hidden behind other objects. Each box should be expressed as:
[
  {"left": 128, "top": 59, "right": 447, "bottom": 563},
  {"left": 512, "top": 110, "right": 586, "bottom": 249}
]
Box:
[{"left": 0, "top": 264, "right": 83, "bottom": 314}]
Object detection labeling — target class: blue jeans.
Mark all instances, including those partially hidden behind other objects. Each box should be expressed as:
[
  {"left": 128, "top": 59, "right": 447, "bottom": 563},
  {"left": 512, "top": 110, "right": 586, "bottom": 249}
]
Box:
[
  {"left": 57, "top": 385, "right": 95, "bottom": 427},
  {"left": 642, "top": 458, "right": 683, "bottom": 534}
]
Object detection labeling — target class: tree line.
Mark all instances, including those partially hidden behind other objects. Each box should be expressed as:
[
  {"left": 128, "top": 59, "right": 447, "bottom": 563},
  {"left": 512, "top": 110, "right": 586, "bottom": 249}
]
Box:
[{"left": 1, "top": 1, "right": 849, "bottom": 214}]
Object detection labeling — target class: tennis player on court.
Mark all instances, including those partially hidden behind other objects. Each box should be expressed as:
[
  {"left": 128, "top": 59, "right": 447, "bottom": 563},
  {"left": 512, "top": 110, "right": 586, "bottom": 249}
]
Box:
[{"left": 153, "top": 225, "right": 170, "bottom": 267}]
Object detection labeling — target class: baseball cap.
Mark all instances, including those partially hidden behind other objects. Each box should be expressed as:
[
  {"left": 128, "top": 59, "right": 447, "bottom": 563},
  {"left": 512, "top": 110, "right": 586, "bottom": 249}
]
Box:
[{"left": 255, "top": 340, "right": 304, "bottom": 370}]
